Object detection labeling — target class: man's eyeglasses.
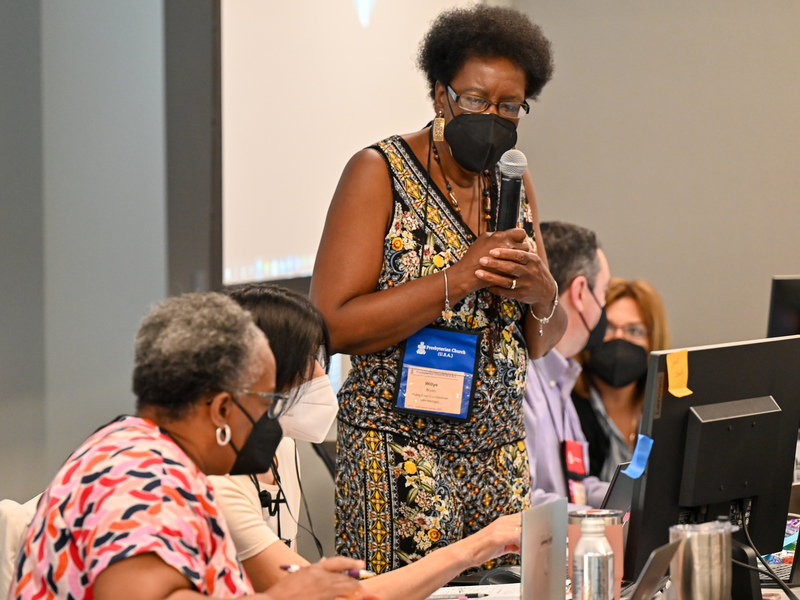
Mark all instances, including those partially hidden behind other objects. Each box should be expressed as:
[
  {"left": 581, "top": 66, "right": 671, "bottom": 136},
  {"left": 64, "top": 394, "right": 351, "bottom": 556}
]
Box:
[
  {"left": 239, "top": 390, "right": 291, "bottom": 419},
  {"left": 447, "top": 85, "right": 530, "bottom": 119}
]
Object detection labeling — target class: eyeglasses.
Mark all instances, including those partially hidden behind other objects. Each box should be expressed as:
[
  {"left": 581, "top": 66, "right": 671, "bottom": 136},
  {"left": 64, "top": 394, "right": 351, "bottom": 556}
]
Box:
[
  {"left": 606, "top": 322, "right": 649, "bottom": 341},
  {"left": 239, "top": 389, "right": 291, "bottom": 419},
  {"left": 447, "top": 85, "right": 530, "bottom": 119}
]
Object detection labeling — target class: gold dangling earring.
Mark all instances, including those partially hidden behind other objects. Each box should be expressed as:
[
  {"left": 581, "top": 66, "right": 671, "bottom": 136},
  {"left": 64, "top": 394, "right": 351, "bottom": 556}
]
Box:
[
  {"left": 433, "top": 110, "right": 445, "bottom": 142},
  {"left": 481, "top": 171, "right": 493, "bottom": 227}
]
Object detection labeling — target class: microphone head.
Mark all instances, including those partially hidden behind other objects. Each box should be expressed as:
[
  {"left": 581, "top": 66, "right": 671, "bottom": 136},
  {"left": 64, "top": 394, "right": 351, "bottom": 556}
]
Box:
[{"left": 499, "top": 149, "right": 527, "bottom": 178}]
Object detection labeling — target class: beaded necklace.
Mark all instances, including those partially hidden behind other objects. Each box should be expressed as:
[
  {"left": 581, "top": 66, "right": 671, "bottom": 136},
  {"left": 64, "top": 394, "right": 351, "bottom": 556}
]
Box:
[{"left": 431, "top": 141, "right": 493, "bottom": 234}]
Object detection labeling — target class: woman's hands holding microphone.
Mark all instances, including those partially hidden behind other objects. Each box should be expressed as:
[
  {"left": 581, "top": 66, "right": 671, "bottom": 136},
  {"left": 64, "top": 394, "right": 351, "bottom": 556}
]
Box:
[{"left": 470, "top": 228, "right": 557, "bottom": 314}]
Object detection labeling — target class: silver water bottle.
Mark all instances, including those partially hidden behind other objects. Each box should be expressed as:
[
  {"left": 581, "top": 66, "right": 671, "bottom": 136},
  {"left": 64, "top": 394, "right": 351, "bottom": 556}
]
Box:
[{"left": 572, "top": 517, "right": 614, "bottom": 600}]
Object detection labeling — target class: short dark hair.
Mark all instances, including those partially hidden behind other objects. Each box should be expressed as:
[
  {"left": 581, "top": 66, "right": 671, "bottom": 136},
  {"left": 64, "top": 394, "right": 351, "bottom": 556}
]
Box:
[
  {"left": 222, "top": 284, "right": 330, "bottom": 397},
  {"left": 540, "top": 221, "right": 602, "bottom": 293},
  {"left": 417, "top": 4, "right": 554, "bottom": 101},
  {"left": 133, "top": 292, "right": 266, "bottom": 420}
]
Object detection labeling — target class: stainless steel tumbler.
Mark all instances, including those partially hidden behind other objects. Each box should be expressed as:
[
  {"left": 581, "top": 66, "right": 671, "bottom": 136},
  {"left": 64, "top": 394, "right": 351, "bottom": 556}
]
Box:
[{"left": 667, "top": 519, "right": 733, "bottom": 600}]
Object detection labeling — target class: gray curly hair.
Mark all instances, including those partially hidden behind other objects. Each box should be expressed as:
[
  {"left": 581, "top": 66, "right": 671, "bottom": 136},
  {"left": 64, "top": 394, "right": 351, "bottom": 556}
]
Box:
[{"left": 133, "top": 292, "right": 268, "bottom": 420}]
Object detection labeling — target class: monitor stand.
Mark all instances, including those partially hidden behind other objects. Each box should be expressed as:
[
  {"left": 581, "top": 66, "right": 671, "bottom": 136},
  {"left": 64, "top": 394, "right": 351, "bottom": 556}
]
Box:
[{"left": 732, "top": 540, "right": 762, "bottom": 600}]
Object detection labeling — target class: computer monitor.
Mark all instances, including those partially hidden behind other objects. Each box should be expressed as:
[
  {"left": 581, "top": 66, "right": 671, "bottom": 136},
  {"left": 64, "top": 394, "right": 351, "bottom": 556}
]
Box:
[
  {"left": 767, "top": 276, "right": 800, "bottom": 337},
  {"left": 624, "top": 335, "right": 800, "bottom": 591}
]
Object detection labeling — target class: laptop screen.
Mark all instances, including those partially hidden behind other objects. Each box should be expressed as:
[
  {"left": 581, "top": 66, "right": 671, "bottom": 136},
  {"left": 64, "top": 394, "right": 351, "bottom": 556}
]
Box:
[
  {"left": 601, "top": 462, "right": 634, "bottom": 516},
  {"left": 762, "top": 518, "right": 800, "bottom": 567}
]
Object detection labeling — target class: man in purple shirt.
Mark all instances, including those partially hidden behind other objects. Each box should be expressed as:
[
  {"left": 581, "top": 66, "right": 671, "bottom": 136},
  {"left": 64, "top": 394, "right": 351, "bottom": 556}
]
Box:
[{"left": 525, "top": 222, "right": 611, "bottom": 509}]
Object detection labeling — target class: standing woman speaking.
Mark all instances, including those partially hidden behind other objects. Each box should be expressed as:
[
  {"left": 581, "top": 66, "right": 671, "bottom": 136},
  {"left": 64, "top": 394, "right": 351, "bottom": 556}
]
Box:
[{"left": 311, "top": 5, "right": 565, "bottom": 574}]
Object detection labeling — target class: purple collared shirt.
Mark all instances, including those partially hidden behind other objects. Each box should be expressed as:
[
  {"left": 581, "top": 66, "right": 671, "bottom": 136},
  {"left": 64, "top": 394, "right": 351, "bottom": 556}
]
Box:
[{"left": 524, "top": 349, "right": 608, "bottom": 509}]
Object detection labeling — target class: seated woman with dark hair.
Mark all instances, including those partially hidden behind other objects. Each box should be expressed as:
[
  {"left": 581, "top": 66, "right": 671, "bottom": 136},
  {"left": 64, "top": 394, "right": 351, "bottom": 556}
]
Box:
[
  {"left": 213, "top": 283, "right": 523, "bottom": 600},
  {"left": 9, "top": 292, "right": 369, "bottom": 600},
  {"left": 212, "top": 284, "right": 335, "bottom": 587}
]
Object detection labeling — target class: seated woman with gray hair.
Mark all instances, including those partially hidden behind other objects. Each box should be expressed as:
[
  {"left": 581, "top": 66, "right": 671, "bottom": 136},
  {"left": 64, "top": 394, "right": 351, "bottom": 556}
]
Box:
[{"left": 9, "top": 292, "right": 371, "bottom": 600}]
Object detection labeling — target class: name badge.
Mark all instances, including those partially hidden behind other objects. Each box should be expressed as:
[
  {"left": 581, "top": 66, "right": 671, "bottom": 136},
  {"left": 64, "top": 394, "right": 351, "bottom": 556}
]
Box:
[
  {"left": 394, "top": 326, "right": 480, "bottom": 421},
  {"left": 561, "top": 439, "right": 589, "bottom": 505},
  {"left": 563, "top": 439, "right": 587, "bottom": 477}
]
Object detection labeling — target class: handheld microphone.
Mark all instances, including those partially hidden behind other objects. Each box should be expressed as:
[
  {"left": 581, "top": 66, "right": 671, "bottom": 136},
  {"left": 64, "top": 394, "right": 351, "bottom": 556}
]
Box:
[{"left": 496, "top": 149, "right": 527, "bottom": 231}]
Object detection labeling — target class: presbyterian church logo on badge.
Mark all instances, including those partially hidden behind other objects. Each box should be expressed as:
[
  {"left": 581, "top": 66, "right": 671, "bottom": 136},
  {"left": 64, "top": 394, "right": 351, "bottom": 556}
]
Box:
[{"left": 416, "top": 341, "right": 427, "bottom": 355}]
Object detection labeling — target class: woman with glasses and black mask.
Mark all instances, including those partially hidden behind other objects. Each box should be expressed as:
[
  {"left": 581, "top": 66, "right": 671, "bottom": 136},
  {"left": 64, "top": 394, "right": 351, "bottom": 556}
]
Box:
[
  {"left": 311, "top": 5, "right": 566, "bottom": 574},
  {"left": 211, "top": 284, "right": 524, "bottom": 600},
  {"left": 573, "top": 278, "right": 672, "bottom": 482}
]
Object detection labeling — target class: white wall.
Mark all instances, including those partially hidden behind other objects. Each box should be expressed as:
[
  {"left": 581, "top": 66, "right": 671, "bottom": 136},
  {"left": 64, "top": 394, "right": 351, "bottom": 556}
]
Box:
[
  {"left": 512, "top": 0, "right": 800, "bottom": 347},
  {"left": 41, "top": 1, "right": 168, "bottom": 477},
  {"left": 220, "top": 0, "right": 472, "bottom": 284},
  {"left": 0, "top": 0, "right": 45, "bottom": 502},
  {"left": 0, "top": 0, "right": 167, "bottom": 499}
]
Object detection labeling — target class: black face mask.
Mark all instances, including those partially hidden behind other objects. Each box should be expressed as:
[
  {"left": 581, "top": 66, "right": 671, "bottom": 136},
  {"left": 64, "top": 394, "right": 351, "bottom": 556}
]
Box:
[
  {"left": 579, "top": 287, "right": 608, "bottom": 353},
  {"left": 444, "top": 113, "right": 518, "bottom": 173},
  {"left": 585, "top": 338, "right": 649, "bottom": 388},
  {"left": 229, "top": 397, "right": 283, "bottom": 476}
]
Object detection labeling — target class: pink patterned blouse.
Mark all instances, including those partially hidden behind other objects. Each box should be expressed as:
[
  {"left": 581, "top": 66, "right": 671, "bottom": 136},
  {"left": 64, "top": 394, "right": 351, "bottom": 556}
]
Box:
[{"left": 9, "top": 416, "right": 252, "bottom": 599}]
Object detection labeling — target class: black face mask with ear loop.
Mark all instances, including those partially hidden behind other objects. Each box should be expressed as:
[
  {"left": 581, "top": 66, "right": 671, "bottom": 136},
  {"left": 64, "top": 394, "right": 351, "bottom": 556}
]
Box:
[
  {"left": 228, "top": 397, "right": 283, "bottom": 476},
  {"left": 585, "top": 338, "right": 649, "bottom": 388},
  {"left": 579, "top": 285, "right": 608, "bottom": 353},
  {"left": 444, "top": 113, "right": 518, "bottom": 173}
]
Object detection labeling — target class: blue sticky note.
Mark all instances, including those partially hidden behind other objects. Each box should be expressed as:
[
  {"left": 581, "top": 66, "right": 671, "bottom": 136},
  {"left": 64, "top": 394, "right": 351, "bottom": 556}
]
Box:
[{"left": 621, "top": 435, "right": 653, "bottom": 479}]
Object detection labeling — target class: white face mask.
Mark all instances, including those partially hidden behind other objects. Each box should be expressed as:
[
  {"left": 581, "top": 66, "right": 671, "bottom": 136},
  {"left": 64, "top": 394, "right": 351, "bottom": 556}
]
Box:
[{"left": 278, "top": 375, "right": 338, "bottom": 443}]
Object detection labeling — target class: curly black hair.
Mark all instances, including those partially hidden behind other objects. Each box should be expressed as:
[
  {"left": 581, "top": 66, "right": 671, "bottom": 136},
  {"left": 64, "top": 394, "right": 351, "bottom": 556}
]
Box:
[{"left": 417, "top": 4, "right": 553, "bottom": 101}]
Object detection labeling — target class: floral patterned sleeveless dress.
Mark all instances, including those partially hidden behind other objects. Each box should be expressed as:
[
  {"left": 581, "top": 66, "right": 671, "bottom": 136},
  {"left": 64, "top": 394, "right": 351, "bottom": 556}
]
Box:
[{"left": 335, "top": 135, "right": 534, "bottom": 574}]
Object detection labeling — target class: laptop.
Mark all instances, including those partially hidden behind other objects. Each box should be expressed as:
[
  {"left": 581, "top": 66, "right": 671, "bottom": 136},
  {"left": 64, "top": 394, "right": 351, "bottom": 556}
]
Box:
[
  {"left": 601, "top": 461, "right": 635, "bottom": 513},
  {"left": 430, "top": 495, "right": 675, "bottom": 600},
  {"left": 620, "top": 540, "right": 680, "bottom": 600},
  {"left": 429, "top": 499, "right": 568, "bottom": 599},
  {"left": 758, "top": 518, "right": 800, "bottom": 586},
  {"left": 520, "top": 498, "right": 568, "bottom": 600}
]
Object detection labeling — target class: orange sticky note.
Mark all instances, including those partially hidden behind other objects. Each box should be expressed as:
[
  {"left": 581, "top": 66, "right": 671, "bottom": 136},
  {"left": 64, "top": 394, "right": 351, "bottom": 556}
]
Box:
[{"left": 666, "top": 349, "right": 692, "bottom": 397}]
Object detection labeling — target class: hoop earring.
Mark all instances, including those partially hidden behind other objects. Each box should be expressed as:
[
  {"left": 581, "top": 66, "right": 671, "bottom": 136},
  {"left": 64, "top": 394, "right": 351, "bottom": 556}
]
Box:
[
  {"left": 216, "top": 424, "right": 231, "bottom": 446},
  {"left": 433, "top": 110, "right": 445, "bottom": 142}
]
